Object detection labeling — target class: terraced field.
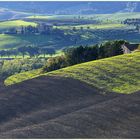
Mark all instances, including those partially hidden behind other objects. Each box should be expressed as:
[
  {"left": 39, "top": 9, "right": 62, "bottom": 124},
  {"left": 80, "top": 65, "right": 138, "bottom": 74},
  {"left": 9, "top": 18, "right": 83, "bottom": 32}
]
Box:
[{"left": 5, "top": 52, "right": 140, "bottom": 94}]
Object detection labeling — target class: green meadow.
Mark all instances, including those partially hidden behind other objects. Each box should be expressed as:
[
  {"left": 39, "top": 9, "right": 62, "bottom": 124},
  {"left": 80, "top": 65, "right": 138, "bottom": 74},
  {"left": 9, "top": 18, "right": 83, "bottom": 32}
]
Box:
[
  {"left": 56, "top": 23, "right": 126, "bottom": 30},
  {"left": 27, "top": 12, "right": 140, "bottom": 23},
  {"left": 0, "top": 20, "right": 37, "bottom": 30},
  {"left": 5, "top": 52, "right": 140, "bottom": 94},
  {"left": 0, "top": 13, "right": 139, "bottom": 51},
  {"left": 0, "top": 34, "right": 66, "bottom": 50}
]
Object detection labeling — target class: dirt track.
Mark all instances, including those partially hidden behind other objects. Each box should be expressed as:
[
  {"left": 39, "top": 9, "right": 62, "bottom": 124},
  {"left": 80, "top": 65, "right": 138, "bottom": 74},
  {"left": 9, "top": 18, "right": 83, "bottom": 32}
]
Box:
[{"left": 0, "top": 76, "right": 139, "bottom": 138}]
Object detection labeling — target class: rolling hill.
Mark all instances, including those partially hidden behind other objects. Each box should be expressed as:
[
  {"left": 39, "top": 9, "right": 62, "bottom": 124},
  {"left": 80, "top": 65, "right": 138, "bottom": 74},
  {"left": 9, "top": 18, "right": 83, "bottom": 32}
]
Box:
[
  {"left": 0, "top": 58, "right": 140, "bottom": 138},
  {"left": 1, "top": 2, "right": 140, "bottom": 21},
  {"left": 0, "top": 20, "right": 36, "bottom": 30},
  {"left": 0, "top": 11, "right": 140, "bottom": 51},
  {"left": 0, "top": 8, "right": 30, "bottom": 21},
  {"left": 1, "top": 1, "right": 140, "bottom": 15},
  {"left": 0, "top": 2, "right": 140, "bottom": 138},
  {"left": 0, "top": 34, "right": 51, "bottom": 50},
  {"left": 1, "top": 11, "right": 140, "bottom": 51},
  {"left": 5, "top": 52, "right": 140, "bottom": 94},
  {"left": 0, "top": 21, "right": 139, "bottom": 50},
  {"left": 27, "top": 12, "right": 140, "bottom": 23},
  {"left": 94, "top": 12, "right": 140, "bottom": 23},
  {"left": 56, "top": 23, "right": 126, "bottom": 30},
  {"left": 0, "top": 33, "right": 76, "bottom": 50}
]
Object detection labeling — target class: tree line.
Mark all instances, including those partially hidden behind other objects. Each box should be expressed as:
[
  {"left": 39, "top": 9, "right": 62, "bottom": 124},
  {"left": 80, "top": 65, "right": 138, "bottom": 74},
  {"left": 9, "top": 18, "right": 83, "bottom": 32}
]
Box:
[
  {"left": 42, "top": 40, "right": 126, "bottom": 72},
  {"left": 0, "top": 46, "right": 55, "bottom": 58}
]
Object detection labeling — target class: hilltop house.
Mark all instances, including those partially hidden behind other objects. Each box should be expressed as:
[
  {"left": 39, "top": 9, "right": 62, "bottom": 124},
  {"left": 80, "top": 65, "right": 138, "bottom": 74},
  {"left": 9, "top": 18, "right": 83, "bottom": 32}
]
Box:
[{"left": 121, "top": 43, "right": 139, "bottom": 54}]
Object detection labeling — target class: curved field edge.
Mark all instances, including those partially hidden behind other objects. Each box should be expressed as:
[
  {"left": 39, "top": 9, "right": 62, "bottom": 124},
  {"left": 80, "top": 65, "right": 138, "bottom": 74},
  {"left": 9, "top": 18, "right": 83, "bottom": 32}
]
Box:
[
  {"left": 55, "top": 24, "right": 126, "bottom": 30},
  {"left": 5, "top": 52, "right": 140, "bottom": 94},
  {"left": 26, "top": 12, "right": 140, "bottom": 22},
  {"left": 0, "top": 20, "right": 37, "bottom": 30}
]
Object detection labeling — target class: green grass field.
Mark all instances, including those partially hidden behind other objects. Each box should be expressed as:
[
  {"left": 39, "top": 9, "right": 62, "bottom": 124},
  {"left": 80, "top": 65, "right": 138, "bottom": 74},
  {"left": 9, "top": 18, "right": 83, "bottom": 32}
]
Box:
[
  {"left": 0, "top": 34, "right": 46, "bottom": 50},
  {"left": 94, "top": 12, "right": 140, "bottom": 23},
  {"left": 56, "top": 23, "right": 126, "bottom": 30},
  {"left": 0, "top": 34, "right": 63, "bottom": 50},
  {"left": 5, "top": 52, "right": 140, "bottom": 94},
  {"left": 27, "top": 12, "right": 140, "bottom": 23},
  {"left": 0, "top": 24, "right": 134, "bottom": 50},
  {"left": 0, "top": 20, "right": 37, "bottom": 30},
  {"left": 26, "top": 15, "right": 54, "bottom": 20},
  {"left": 0, "top": 13, "right": 138, "bottom": 50},
  {"left": 0, "top": 34, "right": 22, "bottom": 49}
]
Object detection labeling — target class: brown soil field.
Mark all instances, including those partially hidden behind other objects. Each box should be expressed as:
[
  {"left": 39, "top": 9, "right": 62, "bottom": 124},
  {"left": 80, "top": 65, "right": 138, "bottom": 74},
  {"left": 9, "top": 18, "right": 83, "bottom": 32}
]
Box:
[{"left": 0, "top": 76, "right": 139, "bottom": 138}]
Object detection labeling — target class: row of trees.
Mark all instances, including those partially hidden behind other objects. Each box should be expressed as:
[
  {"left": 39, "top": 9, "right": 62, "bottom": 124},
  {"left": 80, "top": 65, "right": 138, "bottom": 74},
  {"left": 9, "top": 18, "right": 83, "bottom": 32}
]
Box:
[
  {"left": 0, "top": 46, "right": 55, "bottom": 58},
  {"left": 0, "top": 58, "right": 47, "bottom": 79},
  {"left": 5, "top": 25, "right": 60, "bottom": 35},
  {"left": 123, "top": 18, "right": 140, "bottom": 32},
  {"left": 43, "top": 40, "right": 126, "bottom": 72}
]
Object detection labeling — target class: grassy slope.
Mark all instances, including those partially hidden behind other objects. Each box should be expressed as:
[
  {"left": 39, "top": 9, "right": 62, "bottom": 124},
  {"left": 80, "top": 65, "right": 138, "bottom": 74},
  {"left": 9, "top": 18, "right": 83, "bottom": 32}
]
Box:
[
  {"left": 56, "top": 24, "right": 126, "bottom": 30},
  {"left": 0, "top": 24, "right": 125, "bottom": 50},
  {"left": 5, "top": 52, "right": 140, "bottom": 94},
  {"left": 27, "top": 12, "right": 140, "bottom": 22},
  {"left": 0, "top": 13, "right": 139, "bottom": 50},
  {"left": 0, "top": 20, "right": 40, "bottom": 50},
  {"left": 93, "top": 12, "right": 140, "bottom": 22},
  {"left": 0, "top": 20, "right": 37, "bottom": 30},
  {"left": 0, "top": 34, "right": 60, "bottom": 50},
  {"left": 0, "top": 34, "right": 41, "bottom": 50},
  {"left": 0, "top": 34, "right": 22, "bottom": 49}
]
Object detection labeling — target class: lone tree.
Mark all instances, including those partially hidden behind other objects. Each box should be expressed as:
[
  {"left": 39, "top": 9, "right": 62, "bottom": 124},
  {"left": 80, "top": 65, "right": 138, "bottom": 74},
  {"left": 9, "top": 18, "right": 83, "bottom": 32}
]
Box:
[
  {"left": 87, "top": 26, "right": 90, "bottom": 30},
  {"left": 72, "top": 27, "right": 77, "bottom": 32}
]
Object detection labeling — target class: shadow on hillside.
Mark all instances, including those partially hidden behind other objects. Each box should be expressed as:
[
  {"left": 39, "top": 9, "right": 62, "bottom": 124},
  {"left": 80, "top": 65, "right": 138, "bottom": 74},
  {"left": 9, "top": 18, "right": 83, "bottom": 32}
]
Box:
[{"left": 0, "top": 76, "right": 139, "bottom": 138}]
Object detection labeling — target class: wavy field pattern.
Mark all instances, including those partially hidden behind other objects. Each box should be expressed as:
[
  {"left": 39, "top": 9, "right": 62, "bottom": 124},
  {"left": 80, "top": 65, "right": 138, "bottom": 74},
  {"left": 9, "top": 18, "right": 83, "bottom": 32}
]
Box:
[{"left": 5, "top": 52, "right": 140, "bottom": 94}]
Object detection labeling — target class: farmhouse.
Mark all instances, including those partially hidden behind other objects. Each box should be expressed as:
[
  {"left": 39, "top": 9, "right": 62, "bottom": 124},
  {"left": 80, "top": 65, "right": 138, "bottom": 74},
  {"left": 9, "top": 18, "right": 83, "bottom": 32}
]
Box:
[
  {"left": 37, "top": 22, "right": 53, "bottom": 33},
  {"left": 121, "top": 43, "right": 139, "bottom": 54}
]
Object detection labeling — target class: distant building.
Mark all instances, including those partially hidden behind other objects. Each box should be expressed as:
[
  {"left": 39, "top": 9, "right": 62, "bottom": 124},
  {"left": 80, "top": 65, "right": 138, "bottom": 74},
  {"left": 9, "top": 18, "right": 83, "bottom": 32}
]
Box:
[
  {"left": 37, "top": 22, "right": 53, "bottom": 33},
  {"left": 121, "top": 43, "right": 139, "bottom": 54}
]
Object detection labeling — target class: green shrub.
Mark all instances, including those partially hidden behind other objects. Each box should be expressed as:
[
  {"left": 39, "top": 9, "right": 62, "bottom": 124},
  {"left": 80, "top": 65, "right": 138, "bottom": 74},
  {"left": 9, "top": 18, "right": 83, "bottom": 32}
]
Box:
[
  {"left": 42, "top": 55, "right": 68, "bottom": 72},
  {"left": 0, "top": 58, "right": 47, "bottom": 79}
]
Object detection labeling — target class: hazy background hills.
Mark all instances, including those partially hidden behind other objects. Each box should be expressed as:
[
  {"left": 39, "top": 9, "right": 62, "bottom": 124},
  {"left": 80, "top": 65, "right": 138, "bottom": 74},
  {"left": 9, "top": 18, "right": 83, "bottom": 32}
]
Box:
[{"left": 0, "top": 1, "right": 140, "bottom": 21}]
